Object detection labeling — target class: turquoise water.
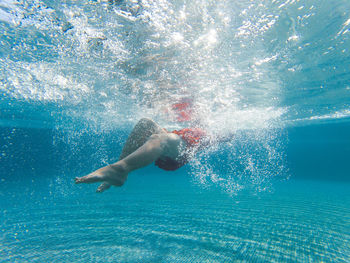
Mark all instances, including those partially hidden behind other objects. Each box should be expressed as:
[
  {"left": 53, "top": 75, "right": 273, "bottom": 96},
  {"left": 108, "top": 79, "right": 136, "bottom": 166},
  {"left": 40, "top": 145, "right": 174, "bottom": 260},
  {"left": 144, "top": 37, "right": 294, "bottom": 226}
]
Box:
[
  {"left": 1, "top": 0, "right": 350, "bottom": 262},
  {"left": 2, "top": 176, "right": 349, "bottom": 262}
]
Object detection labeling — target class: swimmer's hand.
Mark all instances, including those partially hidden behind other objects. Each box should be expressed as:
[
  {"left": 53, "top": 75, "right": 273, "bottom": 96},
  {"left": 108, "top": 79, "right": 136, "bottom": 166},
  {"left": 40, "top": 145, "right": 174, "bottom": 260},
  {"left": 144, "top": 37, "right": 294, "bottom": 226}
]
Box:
[{"left": 74, "top": 164, "right": 128, "bottom": 193}]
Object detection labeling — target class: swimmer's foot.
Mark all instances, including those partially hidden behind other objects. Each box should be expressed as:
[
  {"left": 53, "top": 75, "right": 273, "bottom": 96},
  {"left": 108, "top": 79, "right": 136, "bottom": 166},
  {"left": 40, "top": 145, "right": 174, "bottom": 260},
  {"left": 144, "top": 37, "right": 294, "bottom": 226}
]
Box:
[{"left": 74, "top": 163, "right": 128, "bottom": 192}]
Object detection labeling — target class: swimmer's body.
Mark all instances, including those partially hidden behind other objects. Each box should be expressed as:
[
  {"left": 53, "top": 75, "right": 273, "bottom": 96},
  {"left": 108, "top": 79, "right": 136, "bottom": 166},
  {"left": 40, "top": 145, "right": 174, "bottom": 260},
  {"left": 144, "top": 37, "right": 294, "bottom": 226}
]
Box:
[{"left": 75, "top": 118, "right": 209, "bottom": 193}]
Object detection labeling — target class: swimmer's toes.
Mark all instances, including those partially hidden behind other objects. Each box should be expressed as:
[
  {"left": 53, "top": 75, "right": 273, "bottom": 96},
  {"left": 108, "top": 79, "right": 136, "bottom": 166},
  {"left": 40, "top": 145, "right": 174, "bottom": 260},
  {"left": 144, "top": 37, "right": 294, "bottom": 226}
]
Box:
[
  {"left": 74, "top": 177, "right": 82, "bottom": 184},
  {"left": 96, "top": 182, "right": 111, "bottom": 193}
]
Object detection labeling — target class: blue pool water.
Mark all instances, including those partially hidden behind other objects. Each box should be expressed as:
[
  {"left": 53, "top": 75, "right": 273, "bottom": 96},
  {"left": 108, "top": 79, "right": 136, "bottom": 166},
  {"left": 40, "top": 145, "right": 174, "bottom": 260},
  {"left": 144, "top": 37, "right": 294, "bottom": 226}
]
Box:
[{"left": 1, "top": 0, "right": 350, "bottom": 262}]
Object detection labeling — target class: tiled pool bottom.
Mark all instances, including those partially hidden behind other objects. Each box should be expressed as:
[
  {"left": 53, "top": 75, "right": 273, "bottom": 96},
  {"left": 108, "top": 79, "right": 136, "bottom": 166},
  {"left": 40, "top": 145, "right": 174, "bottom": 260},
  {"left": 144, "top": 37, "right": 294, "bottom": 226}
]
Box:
[{"left": 1, "top": 177, "right": 349, "bottom": 263}]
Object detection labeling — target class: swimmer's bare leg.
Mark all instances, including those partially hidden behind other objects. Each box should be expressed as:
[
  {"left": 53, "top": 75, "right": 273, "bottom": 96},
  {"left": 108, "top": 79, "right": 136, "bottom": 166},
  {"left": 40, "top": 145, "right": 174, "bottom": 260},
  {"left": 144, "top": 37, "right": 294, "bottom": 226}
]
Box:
[
  {"left": 119, "top": 118, "right": 166, "bottom": 160},
  {"left": 75, "top": 163, "right": 127, "bottom": 186},
  {"left": 75, "top": 131, "right": 182, "bottom": 192},
  {"left": 92, "top": 118, "right": 166, "bottom": 192}
]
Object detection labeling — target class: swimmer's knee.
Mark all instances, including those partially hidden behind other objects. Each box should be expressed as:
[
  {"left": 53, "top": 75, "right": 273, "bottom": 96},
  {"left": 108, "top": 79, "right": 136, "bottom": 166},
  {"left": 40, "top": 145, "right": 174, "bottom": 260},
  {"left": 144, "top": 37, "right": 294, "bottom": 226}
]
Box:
[
  {"left": 136, "top": 118, "right": 162, "bottom": 133},
  {"left": 138, "top": 118, "right": 154, "bottom": 125},
  {"left": 139, "top": 117, "right": 150, "bottom": 122}
]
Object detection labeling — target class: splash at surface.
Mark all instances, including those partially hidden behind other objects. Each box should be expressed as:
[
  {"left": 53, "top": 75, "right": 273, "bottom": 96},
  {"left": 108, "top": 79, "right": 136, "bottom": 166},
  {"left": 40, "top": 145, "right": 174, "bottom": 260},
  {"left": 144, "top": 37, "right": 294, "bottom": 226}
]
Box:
[{"left": 1, "top": 0, "right": 350, "bottom": 192}]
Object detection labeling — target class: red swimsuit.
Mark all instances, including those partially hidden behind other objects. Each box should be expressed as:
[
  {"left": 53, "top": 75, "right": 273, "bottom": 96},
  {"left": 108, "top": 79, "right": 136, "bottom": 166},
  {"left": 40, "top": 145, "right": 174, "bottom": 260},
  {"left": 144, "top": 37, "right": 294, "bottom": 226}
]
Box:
[{"left": 155, "top": 128, "right": 206, "bottom": 171}]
